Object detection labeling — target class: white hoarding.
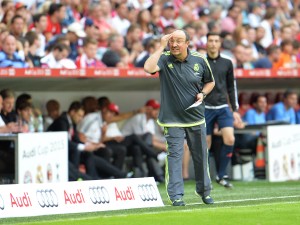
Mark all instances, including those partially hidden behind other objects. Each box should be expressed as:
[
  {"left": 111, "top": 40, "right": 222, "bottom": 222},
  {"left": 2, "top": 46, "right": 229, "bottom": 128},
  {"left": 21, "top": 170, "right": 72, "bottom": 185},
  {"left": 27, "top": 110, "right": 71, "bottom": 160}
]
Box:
[
  {"left": 267, "top": 125, "right": 300, "bottom": 182},
  {"left": 17, "top": 132, "right": 68, "bottom": 184},
  {"left": 0, "top": 178, "right": 164, "bottom": 218}
]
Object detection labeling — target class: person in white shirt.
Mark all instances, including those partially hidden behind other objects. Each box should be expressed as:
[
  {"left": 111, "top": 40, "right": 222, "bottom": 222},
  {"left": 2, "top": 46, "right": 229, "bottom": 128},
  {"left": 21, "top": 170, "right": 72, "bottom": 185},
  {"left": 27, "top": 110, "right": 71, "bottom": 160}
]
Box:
[
  {"left": 103, "top": 103, "right": 162, "bottom": 179},
  {"left": 41, "top": 43, "right": 74, "bottom": 68}
]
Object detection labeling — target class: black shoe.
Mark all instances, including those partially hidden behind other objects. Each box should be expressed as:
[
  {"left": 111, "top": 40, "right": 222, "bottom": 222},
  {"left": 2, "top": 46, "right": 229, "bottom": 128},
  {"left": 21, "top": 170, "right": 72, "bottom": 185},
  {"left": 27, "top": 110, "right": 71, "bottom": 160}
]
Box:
[
  {"left": 195, "top": 191, "right": 214, "bottom": 204},
  {"left": 216, "top": 177, "right": 233, "bottom": 188},
  {"left": 172, "top": 199, "right": 186, "bottom": 206}
]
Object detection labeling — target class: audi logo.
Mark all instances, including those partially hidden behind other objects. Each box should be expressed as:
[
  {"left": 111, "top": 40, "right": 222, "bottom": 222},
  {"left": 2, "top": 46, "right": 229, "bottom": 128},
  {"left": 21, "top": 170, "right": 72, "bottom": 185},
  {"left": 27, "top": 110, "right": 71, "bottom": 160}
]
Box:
[
  {"left": 0, "top": 194, "right": 4, "bottom": 210},
  {"left": 138, "top": 184, "right": 158, "bottom": 201},
  {"left": 89, "top": 186, "right": 110, "bottom": 204},
  {"left": 36, "top": 189, "right": 58, "bottom": 208}
]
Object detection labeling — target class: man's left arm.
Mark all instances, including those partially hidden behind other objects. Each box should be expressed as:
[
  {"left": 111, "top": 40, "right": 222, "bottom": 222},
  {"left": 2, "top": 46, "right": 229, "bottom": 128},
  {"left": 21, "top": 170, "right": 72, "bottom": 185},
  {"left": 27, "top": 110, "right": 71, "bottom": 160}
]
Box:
[
  {"left": 226, "top": 61, "right": 239, "bottom": 112},
  {"left": 196, "top": 58, "right": 215, "bottom": 103},
  {"left": 226, "top": 61, "right": 243, "bottom": 124}
]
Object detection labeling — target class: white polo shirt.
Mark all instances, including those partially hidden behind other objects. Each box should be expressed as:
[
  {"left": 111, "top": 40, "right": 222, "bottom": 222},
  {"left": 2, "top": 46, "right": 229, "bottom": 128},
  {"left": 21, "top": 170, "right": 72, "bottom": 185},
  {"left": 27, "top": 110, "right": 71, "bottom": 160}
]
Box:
[
  {"left": 77, "top": 112, "right": 103, "bottom": 143},
  {"left": 121, "top": 113, "right": 155, "bottom": 136}
]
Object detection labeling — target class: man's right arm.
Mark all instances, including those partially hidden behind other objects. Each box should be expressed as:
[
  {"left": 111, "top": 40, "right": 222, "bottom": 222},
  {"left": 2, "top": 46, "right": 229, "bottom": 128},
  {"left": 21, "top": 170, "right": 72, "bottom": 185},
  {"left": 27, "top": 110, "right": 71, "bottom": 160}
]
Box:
[
  {"left": 144, "top": 46, "right": 164, "bottom": 74},
  {"left": 144, "top": 34, "right": 171, "bottom": 74}
]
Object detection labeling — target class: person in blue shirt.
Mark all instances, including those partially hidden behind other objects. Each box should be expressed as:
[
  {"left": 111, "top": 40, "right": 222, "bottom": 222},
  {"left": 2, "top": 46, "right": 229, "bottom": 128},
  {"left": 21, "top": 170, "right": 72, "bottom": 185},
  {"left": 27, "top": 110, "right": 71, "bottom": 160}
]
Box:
[
  {"left": 252, "top": 45, "right": 281, "bottom": 69},
  {"left": 234, "top": 94, "right": 268, "bottom": 159},
  {"left": 243, "top": 94, "right": 267, "bottom": 125},
  {"left": 296, "top": 108, "right": 300, "bottom": 124},
  {"left": 0, "top": 35, "right": 28, "bottom": 68},
  {"left": 266, "top": 90, "right": 298, "bottom": 124}
]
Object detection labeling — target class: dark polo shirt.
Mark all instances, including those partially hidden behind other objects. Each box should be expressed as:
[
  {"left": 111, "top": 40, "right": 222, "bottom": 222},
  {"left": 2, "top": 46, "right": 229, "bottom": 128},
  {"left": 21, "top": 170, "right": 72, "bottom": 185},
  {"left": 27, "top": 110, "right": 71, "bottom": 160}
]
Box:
[{"left": 156, "top": 50, "right": 214, "bottom": 127}]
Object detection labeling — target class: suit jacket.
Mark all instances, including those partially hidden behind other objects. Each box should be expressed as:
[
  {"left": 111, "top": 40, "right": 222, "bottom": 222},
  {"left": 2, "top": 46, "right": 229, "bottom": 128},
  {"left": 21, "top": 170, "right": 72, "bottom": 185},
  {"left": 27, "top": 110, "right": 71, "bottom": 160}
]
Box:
[{"left": 47, "top": 112, "right": 81, "bottom": 164}]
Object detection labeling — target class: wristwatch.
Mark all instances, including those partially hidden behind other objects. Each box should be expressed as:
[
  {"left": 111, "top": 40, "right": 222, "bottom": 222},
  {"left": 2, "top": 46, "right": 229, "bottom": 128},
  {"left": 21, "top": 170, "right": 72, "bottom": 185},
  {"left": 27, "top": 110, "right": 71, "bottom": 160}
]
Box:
[{"left": 201, "top": 91, "right": 207, "bottom": 98}]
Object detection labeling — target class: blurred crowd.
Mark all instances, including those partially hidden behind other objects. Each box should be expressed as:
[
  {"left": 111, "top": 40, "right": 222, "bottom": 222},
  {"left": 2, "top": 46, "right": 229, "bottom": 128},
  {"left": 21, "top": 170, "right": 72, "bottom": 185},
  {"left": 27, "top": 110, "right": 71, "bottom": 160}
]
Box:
[{"left": 0, "top": 0, "right": 299, "bottom": 69}]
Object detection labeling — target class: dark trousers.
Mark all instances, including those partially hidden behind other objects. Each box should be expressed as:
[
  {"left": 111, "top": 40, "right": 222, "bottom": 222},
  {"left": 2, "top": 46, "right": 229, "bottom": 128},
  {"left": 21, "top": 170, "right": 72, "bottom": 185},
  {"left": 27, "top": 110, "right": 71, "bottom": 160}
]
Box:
[
  {"left": 94, "top": 146, "right": 126, "bottom": 170},
  {"left": 164, "top": 124, "right": 211, "bottom": 202}
]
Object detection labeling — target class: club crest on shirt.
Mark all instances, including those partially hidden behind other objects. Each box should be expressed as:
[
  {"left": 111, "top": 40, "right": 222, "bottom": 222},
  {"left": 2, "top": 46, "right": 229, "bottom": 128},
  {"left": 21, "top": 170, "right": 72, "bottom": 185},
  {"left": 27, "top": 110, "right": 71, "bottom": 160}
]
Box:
[
  {"left": 168, "top": 63, "right": 174, "bottom": 69},
  {"left": 194, "top": 63, "right": 199, "bottom": 71}
]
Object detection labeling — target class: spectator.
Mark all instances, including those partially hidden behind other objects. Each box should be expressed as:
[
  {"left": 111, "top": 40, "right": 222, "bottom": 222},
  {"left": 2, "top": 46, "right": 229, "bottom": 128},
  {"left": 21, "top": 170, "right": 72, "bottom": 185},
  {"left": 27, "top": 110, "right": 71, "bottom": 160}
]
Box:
[
  {"left": 25, "top": 31, "right": 41, "bottom": 67},
  {"left": 101, "top": 33, "right": 124, "bottom": 67},
  {"left": 0, "top": 89, "right": 17, "bottom": 124},
  {"left": 75, "top": 37, "right": 106, "bottom": 68},
  {"left": 0, "top": 94, "right": 18, "bottom": 133},
  {"left": 253, "top": 45, "right": 281, "bottom": 68},
  {"left": 221, "top": 4, "right": 242, "bottom": 33},
  {"left": 77, "top": 96, "right": 126, "bottom": 171},
  {"left": 259, "top": 7, "right": 277, "bottom": 49},
  {"left": 16, "top": 101, "right": 32, "bottom": 130},
  {"left": 148, "top": 3, "right": 162, "bottom": 35},
  {"left": 136, "top": 9, "right": 155, "bottom": 38},
  {"left": 44, "top": 99, "right": 60, "bottom": 131},
  {"left": 14, "top": 2, "right": 30, "bottom": 25},
  {"left": 9, "top": 15, "right": 25, "bottom": 39},
  {"left": 276, "top": 24, "right": 293, "bottom": 45},
  {"left": 297, "top": 107, "right": 300, "bottom": 124},
  {"left": 266, "top": 89, "right": 298, "bottom": 124},
  {"left": 88, "top": 3, "right": 114, "bottom": 48},
  {"left": 1, "top": 7, "right": 15, "bottom": 27},
  {"left": 124, "top": 24, "right": 143, "bottom": 65},
  {"left": 248, "top": 2, "right": 264, "bottom": 28},
  {"left": 245, "top": 26, "right": 259, "bottom": 60},
  {"left": 233, "top": 44, "right": 246, "bottom": 68},
  {"left": 111, "top": 2, "right": 130, "bottom": 36},
  {"left": 174, "top": 5, "right": 194, "bottom": 29},
  {"left": 40, "top": 43, "right": 72, "bottom": 68},
  {"left": 83, "top": 18, "right": 99, "bottom": 41},
  {"left": 60, "top": 0, "right": 75, "bottom": 27},
  {"left": 273, "top": 40, "right": 295, "bottom": 69},
  {"left": 135, "top": 37, "right": 160, "bottom": 68},
  {"left": 254, "top": 25, "right": 267, "bottom": 57},
  {"left": 243, "top": 94, "right": 267, "bottom": 125},
  {"left": 48, "top": 101, "right": 130, "bottom": 180},
  {"left": 0, "top": 35, "right": 28, "bottom": 68},
  {"left": 47, "top": 22, "right": 86, "bottom": 60},
  {"left": 157, "top": 1, "right": 175, "bottom": 31},
  {"left": 31, "top": 13, "right": 48, "bottom": 57},
  {"left": 198, "top": 7, "right": 211, "bottom": 24},
  {"left": 44, "top": 3, "right": 66, "bottom": 42},
  {"left": 99, "top": 0, "right": 113, "bottom": 24}
]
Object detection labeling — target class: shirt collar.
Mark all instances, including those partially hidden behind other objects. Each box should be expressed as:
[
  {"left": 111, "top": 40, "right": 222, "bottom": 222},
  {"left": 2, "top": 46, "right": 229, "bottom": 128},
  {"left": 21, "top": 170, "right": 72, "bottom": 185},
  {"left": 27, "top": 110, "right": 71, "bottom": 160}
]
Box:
[
  {"left": 206, "top": 53, "right": 221, "bottom": 60},
  {"left": 171, "top": 48, "right": 191, "bottom": 62}
]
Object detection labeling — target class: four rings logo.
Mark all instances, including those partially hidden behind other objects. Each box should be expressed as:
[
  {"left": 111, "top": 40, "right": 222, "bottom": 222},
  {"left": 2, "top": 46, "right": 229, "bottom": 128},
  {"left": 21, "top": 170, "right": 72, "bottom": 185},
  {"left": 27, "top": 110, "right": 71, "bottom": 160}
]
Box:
[
  {"left": 36, "top": 189, "right": 58, "bottom": 208},
  {"left": 138, "top": 184, "right": 158, "bottom": 201},
  {"left": 89, "top": 186, "right": 110, "bottom": 204},
  {"left": 0, "top": 194, "right": 4, "bottom": 210}
]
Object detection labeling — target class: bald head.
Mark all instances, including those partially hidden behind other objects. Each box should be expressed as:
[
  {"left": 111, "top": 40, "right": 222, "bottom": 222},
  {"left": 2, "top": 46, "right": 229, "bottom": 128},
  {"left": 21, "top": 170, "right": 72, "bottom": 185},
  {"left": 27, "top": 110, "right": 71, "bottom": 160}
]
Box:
[
  {"left": 2, "top": 35, "right": 17, "bottom": 57},
  {"left": 171, "top": 30, "right": 190, "bottom": 42}
]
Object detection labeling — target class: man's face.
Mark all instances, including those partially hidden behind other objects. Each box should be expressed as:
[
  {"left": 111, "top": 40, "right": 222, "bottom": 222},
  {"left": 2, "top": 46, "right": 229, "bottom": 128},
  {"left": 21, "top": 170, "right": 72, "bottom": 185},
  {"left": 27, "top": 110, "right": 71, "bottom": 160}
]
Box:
[
  {"left": 11, "top": 17, "right": 24, "bottom": 36},
  {"left": 206, "top": 35, "right": 221, "bottom": 55},
  {"left": 37, "top": 16, "right": 48, "bottom": 31},
  {"left": 53, "top": 48, "right": 69, "bottom": 61},
  {"left": 255, "top": 96, "right": 267, "bottom": 113},
  {"left": 102, "top": 110, "right": 114, "bottom": 122},
  {"left": 84, "top": 43, "right": 97, "bottom": 59},
  {"left": 19, "top": 107, "right": 32, "bottom": 123},
  {"left": 3, "top": 36, "right": 17, "bottom": 56},
  {"left": 285, "top": 94, "right": 298, "bottom": 109},
  {"left": 2, "top": 97, "right": 15, "bottom": 113},
  {"left": 70, "top": 109, "right": 84, "bottom": 124},
  {"left": 168, "top": 30, "right": 189, "bottom": 58}
]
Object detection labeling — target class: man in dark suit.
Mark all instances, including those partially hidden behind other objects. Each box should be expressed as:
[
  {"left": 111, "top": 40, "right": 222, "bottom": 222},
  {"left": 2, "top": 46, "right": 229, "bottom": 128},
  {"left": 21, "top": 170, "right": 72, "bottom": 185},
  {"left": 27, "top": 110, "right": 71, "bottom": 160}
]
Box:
[{"left": 48, "top": 101, "right": 130, "bottom": 180}]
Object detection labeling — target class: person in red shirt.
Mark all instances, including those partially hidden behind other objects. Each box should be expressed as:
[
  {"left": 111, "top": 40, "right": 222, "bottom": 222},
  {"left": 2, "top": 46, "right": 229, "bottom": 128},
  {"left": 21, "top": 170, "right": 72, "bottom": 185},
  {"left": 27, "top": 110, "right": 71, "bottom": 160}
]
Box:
[
  {"left": 44, "top": 3, "right": 66, "bottom": 42},
  {"left": 75, "top": 37, "right": 106, "bottom": 68}
]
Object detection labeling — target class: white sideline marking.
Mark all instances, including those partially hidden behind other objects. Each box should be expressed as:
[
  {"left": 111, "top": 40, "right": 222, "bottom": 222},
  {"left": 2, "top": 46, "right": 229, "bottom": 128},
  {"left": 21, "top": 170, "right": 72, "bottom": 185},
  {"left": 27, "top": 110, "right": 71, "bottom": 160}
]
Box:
[
  {"left": 8, "top": 196, "right": 300, "bottom": 224},
  {"left": 185, "top": 195, "right": 300, "bottom": 206}
]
